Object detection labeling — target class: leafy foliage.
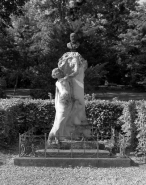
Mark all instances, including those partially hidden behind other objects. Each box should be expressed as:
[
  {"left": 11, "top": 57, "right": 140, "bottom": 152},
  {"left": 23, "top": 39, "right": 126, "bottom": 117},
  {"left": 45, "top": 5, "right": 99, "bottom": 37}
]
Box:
[
  {"left": 117, "top": 4, "right": 146, "bottom": 86},
  {"left": 84, "top": 62, "right": 108, "bottom": 92},
  {"left": 135, "top": 100, "right": 146, "bottom": 154},
  {"left": 0, "top": 98, "right": 124, "bottom": 144},
  {"left": 0, "top": 99, "right": 55, "bottom": 144},
  {"left": 0, "top": 0, "right": 139, "bottom": 90},
  {"left": 1, "top": 98, "right": 146, "bottom": 154},
  {"left": 0, "top": 0, "right": 27, "bottom": 21},
  {"left": 86, "top": 100, "right": 124, "bottom": 138},
  {"left": 118, "top": 100, "right": 137, "bottom": 150}
]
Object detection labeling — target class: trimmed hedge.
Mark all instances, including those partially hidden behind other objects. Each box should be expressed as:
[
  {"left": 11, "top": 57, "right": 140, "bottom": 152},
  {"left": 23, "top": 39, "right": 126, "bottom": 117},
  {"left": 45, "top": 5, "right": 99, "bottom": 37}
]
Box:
[
  {"left": 0, "top": 99, "right": 55, "bottom": 144},
  {"left": 135, "top": 101, "right": 146, "bottom": 153},
  {"left": 0, "top": 98, "right": 146, "bottom": 154},
  {"left": 118, "top": 100, "right": 146, "bottom": 154},
  {"left": 86, "top": 100, "right": 124, "bottom": 137},
  {"left": 118, "top": 100, "right": 137, "bottom": 151},
  {"left": 0, "top": 99, "right": 125, "bottom": 145}
]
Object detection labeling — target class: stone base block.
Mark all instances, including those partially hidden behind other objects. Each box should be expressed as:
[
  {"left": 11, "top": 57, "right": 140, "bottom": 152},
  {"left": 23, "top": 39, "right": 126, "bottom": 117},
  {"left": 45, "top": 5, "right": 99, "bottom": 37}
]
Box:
[{"left": 14, "top": 157, "right": 132, "bottom": 168}]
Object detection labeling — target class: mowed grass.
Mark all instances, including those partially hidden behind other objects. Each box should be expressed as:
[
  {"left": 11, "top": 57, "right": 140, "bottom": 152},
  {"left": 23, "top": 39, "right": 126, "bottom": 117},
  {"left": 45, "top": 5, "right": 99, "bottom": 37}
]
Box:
[
  {"left": 0, "top": 160, "right": 146, "bottom": 185},
  {"left": 0, "top": 152, "right": 146, "bottom": 185}
]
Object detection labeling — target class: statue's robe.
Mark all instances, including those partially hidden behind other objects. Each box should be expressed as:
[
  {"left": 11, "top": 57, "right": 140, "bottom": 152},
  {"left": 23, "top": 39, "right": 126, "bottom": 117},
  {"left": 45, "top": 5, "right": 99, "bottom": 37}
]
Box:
[{"left": 48, "top": 52, "right": 91, "bottom": 143}]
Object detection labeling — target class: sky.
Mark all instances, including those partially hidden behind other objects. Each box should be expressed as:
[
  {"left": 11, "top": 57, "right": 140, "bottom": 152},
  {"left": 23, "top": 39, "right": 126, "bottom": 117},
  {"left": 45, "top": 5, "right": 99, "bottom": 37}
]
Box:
[{"left": 138, "top": 0, "right": 146, "bottom": 4}]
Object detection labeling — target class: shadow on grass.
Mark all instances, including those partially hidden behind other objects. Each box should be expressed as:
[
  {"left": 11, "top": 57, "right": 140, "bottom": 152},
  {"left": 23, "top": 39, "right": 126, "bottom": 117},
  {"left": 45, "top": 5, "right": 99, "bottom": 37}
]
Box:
[
  {"left": 129, "top": 155, "right": 146, "bottom": 168},
  {"left": 130, "top": 159, "right": 139, "bottom": 167},
  {"left": 0, "top": 143, "right": 19, "bottom": 156}
]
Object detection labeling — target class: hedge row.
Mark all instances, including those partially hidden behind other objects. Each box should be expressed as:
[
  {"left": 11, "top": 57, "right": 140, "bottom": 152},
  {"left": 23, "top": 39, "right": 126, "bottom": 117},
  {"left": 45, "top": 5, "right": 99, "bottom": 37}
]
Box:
[
  {"left": 0, "top": 99, "right": 55, "bottom": 144},
  {"left": 0, "top": 98, "right": 146, "bottom": 154},
  {"left": 135, "top": 101, "right": 146, "bottom": 153},
  {"left": 86, "top": 100, "right": 124, "bottom": 136}
]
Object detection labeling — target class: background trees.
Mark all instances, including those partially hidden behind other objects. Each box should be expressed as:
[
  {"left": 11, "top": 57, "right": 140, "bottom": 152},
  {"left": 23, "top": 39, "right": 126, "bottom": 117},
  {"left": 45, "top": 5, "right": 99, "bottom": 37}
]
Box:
[
  {"left": 117, "top": 3, "right": 146, "bottom": 87},
  {"left": 0, "top": 0, "right": 145, "bottom": 96}
]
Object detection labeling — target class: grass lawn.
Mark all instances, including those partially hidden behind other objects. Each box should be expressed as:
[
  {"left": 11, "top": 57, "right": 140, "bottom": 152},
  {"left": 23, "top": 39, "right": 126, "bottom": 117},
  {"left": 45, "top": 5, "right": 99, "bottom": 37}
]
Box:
[{"left": 0, "top": 149, "right": 146, "bottom": 185}]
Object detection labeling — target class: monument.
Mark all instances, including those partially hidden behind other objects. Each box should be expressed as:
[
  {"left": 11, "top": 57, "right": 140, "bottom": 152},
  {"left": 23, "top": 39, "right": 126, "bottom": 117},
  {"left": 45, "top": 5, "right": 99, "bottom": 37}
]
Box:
[
  {"left": 47, "top": 0, "right": 99, "bottom": 144},
  {"left": 48, "top": 32, "right": 91, "bottom": 144},
  {"left": 14, "top": 0, "right": 131, "bottom": 168}
]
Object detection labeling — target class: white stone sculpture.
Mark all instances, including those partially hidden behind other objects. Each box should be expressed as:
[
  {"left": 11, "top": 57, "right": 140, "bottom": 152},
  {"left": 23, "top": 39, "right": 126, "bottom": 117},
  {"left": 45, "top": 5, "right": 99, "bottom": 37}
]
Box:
[
  {"left": 48, "top": 33, "right": 91, "bottom": 144},
  {"left": 48, "top": 68, "right": 73, "bottom": 142}
]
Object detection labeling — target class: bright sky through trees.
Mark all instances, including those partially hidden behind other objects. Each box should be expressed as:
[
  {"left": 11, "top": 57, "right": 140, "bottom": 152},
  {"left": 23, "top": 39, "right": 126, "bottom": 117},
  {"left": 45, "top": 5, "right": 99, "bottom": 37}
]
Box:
[{"left": 139, "top": 0, "right": 146, "bottom": 4}]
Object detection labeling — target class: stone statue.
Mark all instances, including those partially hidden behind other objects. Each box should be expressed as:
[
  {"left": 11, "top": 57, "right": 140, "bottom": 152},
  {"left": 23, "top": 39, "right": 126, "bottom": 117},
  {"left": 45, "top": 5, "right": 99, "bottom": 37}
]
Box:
[
  {"left": 67, "top": 33, "right": 80, "bottom": 52},
  {"left": 48, "top": 33, "right": 91, "bottom": 144},
  {"left": 48, "top": 68, "right": 73, "bottom": 143}
]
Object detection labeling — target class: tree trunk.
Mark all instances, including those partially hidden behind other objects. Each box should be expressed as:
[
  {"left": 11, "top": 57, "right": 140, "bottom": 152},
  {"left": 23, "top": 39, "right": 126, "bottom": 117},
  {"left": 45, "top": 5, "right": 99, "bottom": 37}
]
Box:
[{"left": 13, "top": 73, "right": 19, "bottom": 95}]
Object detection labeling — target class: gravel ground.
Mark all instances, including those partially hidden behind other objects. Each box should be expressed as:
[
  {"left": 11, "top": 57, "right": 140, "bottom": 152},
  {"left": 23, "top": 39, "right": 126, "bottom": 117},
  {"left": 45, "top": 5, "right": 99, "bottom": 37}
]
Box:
[{"left": 0, "top": 155, "right": 146, "bottom": 185}]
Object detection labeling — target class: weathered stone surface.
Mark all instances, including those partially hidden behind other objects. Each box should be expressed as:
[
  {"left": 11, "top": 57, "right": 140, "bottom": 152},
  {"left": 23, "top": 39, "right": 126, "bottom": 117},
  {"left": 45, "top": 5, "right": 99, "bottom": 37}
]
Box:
[
  {"left": 35, "top": 149, "right": 109, "bottom": 158},
  {"left": 48, "top": 52, "right": 91, "bottom": 143},
  {"left": 14, "top": 157, "right": 132, "bottom": 168}
]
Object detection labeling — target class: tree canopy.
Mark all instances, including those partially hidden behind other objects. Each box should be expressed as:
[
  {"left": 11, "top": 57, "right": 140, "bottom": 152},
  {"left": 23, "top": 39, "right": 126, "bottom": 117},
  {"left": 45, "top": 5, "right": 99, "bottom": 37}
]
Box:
[{"left": 0, "top": 0, "right": 145, "bottom": 93}]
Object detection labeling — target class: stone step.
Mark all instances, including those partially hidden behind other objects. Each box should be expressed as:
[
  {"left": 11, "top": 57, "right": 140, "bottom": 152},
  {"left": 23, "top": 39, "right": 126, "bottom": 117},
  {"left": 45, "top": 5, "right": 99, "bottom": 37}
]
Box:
[
  {"left": 14, "top": 157, "right": 132, "bottom": 167},
  {"left": 35, "top": 149, "right": 110, "bottom": 158}
]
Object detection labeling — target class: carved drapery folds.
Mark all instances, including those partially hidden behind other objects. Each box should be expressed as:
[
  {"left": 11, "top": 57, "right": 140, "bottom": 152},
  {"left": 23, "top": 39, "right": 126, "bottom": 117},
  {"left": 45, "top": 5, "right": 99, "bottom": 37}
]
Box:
[{"left": 48, "top": 52, "right": 91, "bottom": 143}]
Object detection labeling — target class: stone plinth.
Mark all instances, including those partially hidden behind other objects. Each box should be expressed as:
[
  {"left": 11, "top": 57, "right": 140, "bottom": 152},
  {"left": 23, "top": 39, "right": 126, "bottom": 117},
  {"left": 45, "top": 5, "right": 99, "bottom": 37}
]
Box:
[
  {"left": 14, "top": 157, "right": 132, "bottom": 168},
  {"left": 35, "top": 149, "right": 109, "bottom": 158}
]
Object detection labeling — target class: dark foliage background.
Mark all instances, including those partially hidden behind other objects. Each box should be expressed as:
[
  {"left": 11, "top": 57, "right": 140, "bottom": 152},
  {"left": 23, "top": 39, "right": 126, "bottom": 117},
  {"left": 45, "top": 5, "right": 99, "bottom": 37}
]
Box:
[{"left": 1, "top": 0, "right": 145, "bottom": 94}]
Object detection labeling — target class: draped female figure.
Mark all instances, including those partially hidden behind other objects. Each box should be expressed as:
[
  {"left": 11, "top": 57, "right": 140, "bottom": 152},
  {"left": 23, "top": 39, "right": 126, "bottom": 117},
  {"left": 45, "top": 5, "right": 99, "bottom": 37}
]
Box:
[{"left": 58, "top": 52, "right": 88, "bottom": 127}]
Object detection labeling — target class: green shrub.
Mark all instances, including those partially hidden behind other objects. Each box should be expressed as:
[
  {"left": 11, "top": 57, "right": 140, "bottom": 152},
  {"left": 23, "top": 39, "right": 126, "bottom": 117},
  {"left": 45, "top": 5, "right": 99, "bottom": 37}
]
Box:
[
  {"left": 85, "top": 100, "right": 124, "bottom": 138},
  {"left": 135, "top": 101, "right": 146, "bottom": 154},
  {"left": 118, "top": 100, "right": 137, "bottom": 151},
  {"left": 0, "top": 98, "right": 139, "bottom": 149},
  {"left": 0, "top": 99, "right": 55, "bottom": 144}
]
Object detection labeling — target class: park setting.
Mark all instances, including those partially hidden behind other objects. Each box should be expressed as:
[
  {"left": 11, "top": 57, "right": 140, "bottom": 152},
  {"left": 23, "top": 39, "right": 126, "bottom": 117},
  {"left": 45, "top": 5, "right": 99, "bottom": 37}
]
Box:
[{"left": 1, "top": 0, "right": 146, "bottom": 184}]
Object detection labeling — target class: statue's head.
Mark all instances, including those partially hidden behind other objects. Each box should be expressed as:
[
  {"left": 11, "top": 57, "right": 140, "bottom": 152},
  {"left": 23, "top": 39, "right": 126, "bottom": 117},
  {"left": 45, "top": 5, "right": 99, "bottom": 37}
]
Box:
[
  {"left": 70, "top": 32, "right": 77, "bottom": 43},
  {"left": 52, "top": 68, "right": 64, "bottom": 79}
]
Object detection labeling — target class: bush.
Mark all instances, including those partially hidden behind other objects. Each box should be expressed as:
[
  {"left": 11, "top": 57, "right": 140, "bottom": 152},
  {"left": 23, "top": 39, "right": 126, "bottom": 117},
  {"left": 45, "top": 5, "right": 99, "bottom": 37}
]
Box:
[
  {"left": 0, "top": 99, "right": 55, "bottom": 144},
  {"left": 135, "top": 101, "right": 146, "bottom": 154},
  {"left": 2, "top": 98, "right": 145, "bottom": 152},
  {"left": 118, "top": 100, "right": 137, "bottom": 151},
  {"left": 86, "top": 100, "right": 124, "bottom": 138},
  {"left": 84, "top": 93, "right": 98, "bottom": 101},
  {"left": 0, "top": 99, "right": 125, "bottom": 144}
]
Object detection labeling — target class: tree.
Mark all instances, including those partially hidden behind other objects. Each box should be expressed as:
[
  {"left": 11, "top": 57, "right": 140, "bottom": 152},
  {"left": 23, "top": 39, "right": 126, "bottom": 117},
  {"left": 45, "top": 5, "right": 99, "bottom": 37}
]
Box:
[
  {"left": 0, "top": 0, "right": 27, "bottom": 22},
  {"left": 0, "top": 0, "right": 139, "bottom": 92},
  {"left": 116, "top": 3, "right": 146, "bottom": 86}
]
